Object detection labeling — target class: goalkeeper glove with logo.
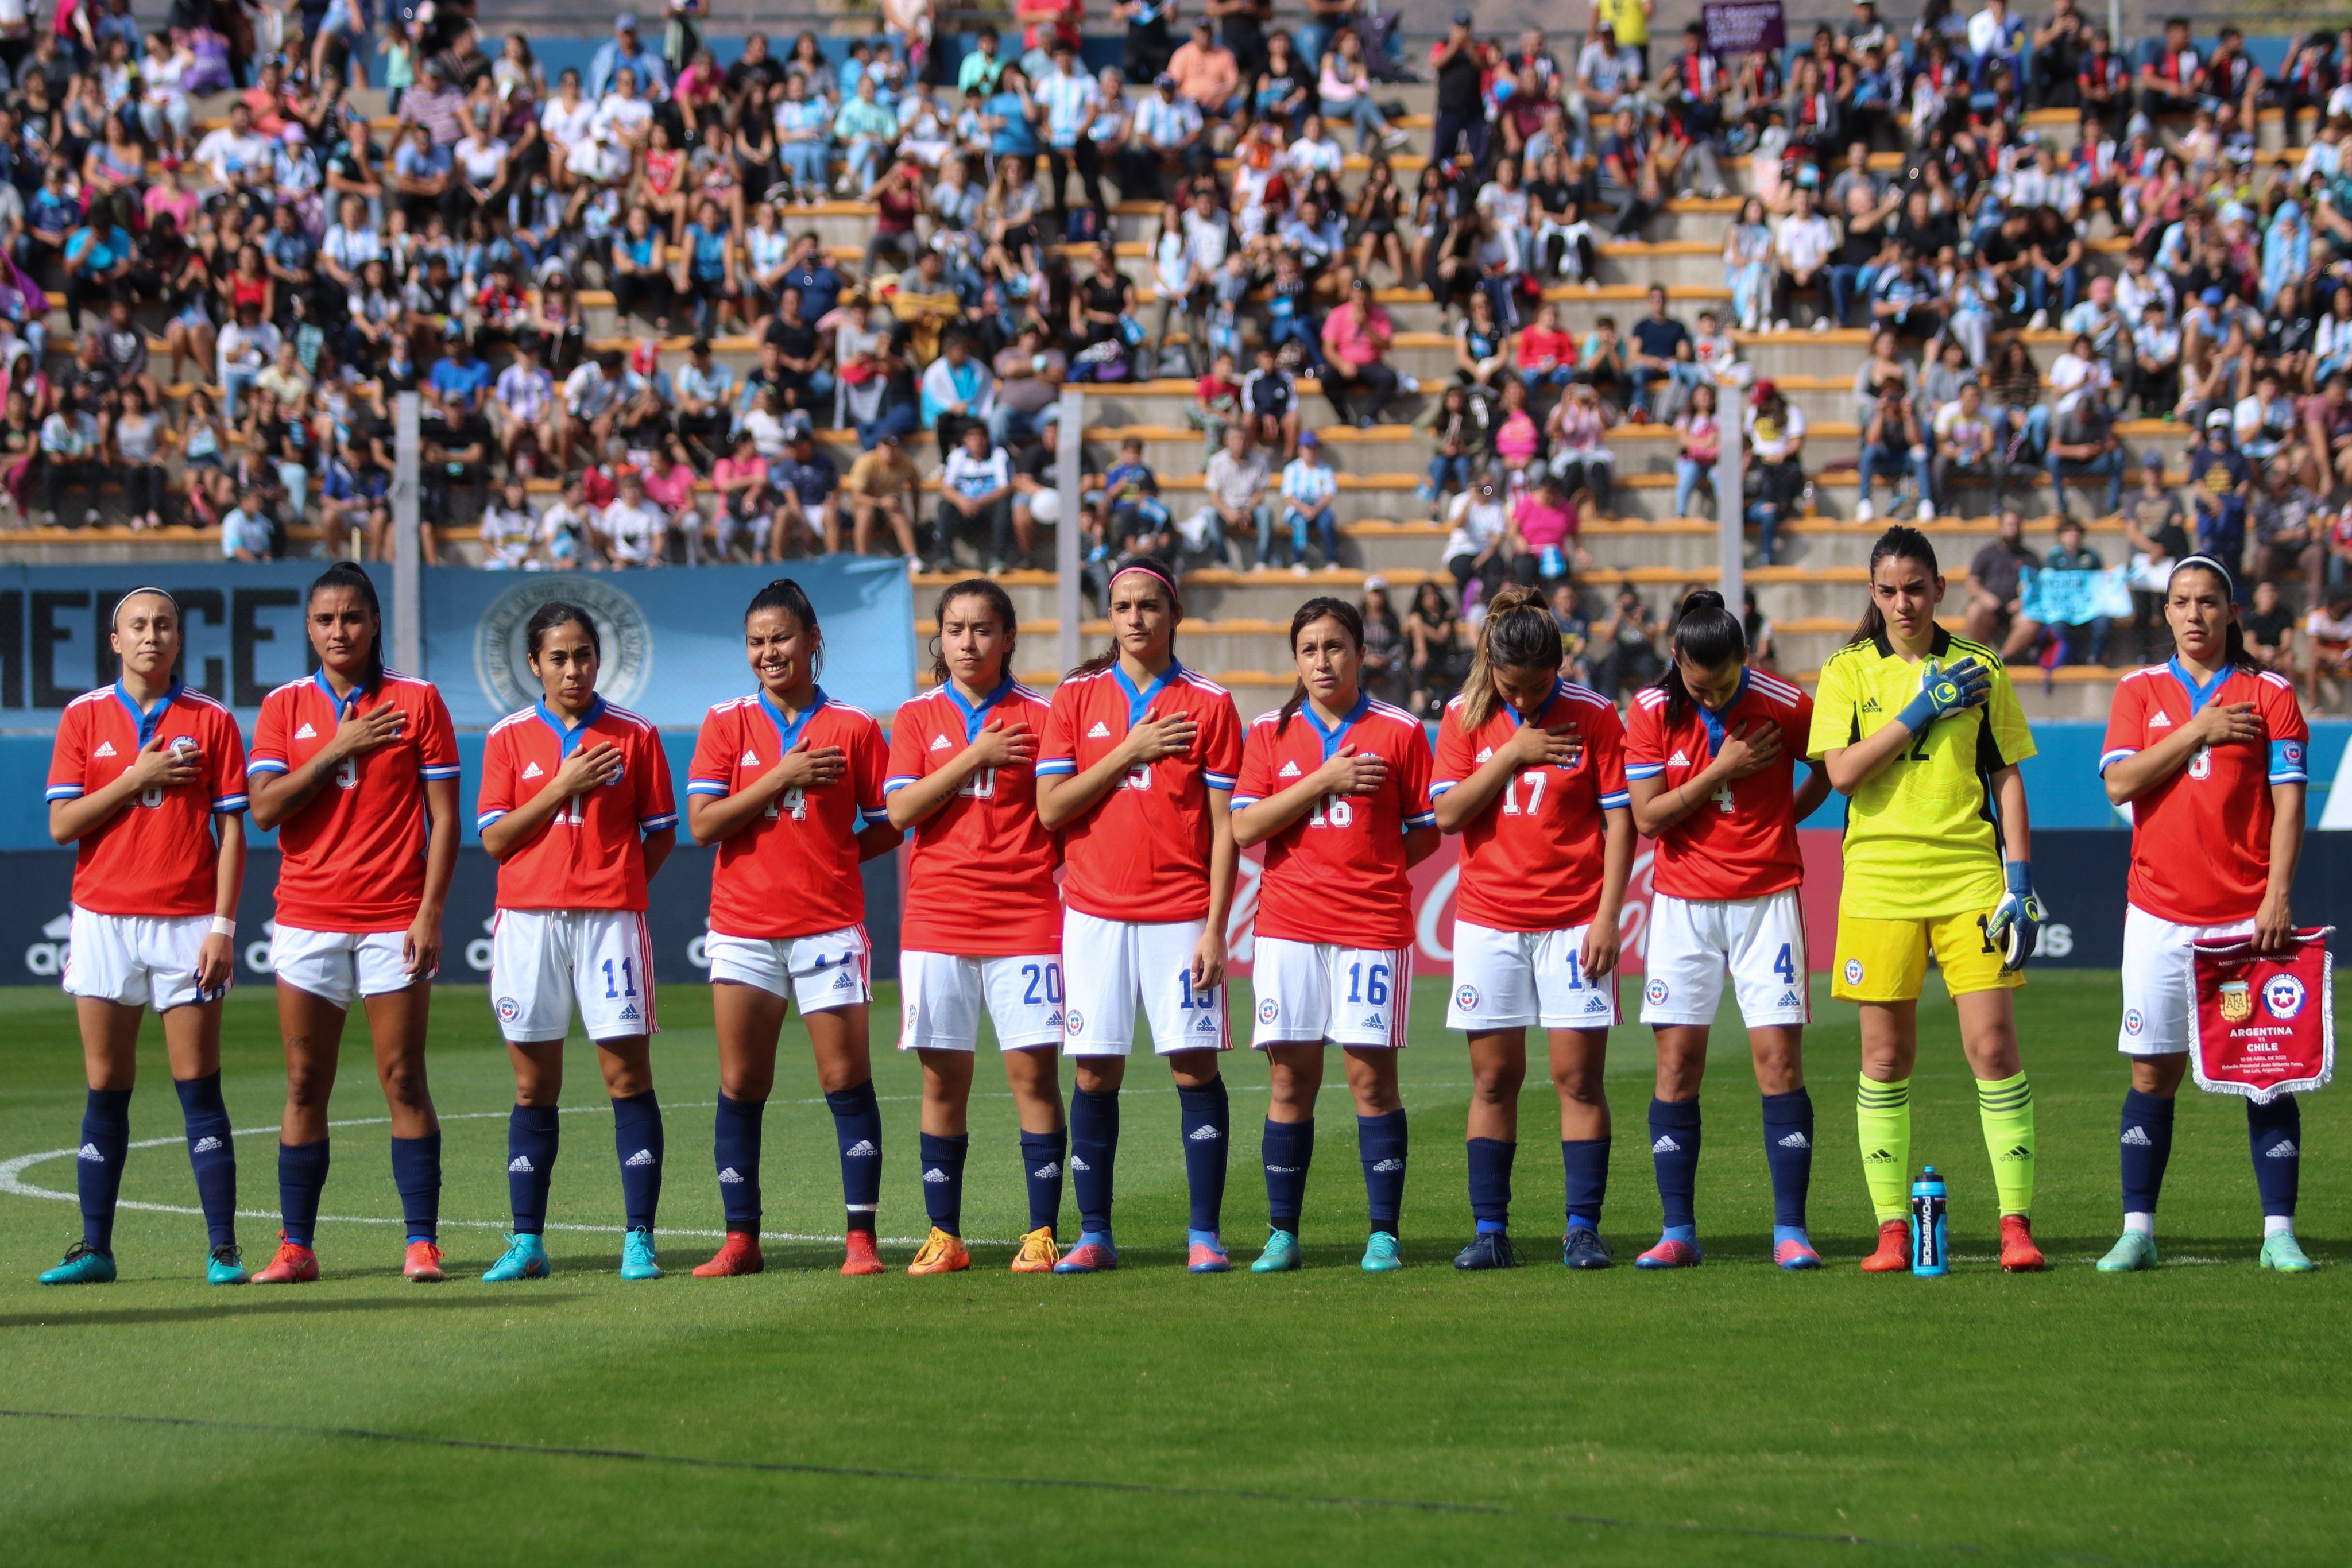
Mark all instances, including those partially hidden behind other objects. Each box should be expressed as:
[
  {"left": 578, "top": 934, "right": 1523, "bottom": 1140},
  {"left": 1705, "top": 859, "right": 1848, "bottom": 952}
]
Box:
[
  {"left": 1986, "top": 860, "right": 2045, "bottom": 973},
  {"left": 1896, "top": 657, "right": 1990, "bottom": 734}
]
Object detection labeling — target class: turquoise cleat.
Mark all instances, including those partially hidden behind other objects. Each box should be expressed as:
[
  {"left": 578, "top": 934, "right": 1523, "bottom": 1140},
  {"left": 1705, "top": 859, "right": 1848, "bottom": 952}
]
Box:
[
  {"left": 483, "top": 1233, "right": 552, "bottom": 1282},
  {"left": 39, "top": 1241, "right": 116, "bottom": 1286},
  {"left": 206, "top": 1245, "right": 247, "bottom": 1285},
  {"left": 1360, "top": 1231, "right": 1403, "bottom": 1272},
  {"left": 1249, "top": 1228, "right": 1301, "bottom": 1273},
  {"left": 2261, "top": 1232, "right": 2315, "bottom": 1273},
  {"left": 2096, "top": 1232, "right": 2159, "bottom": 1272},
  {"left": 620, "top": 1227, "right": 662, "bottom": 1281}
]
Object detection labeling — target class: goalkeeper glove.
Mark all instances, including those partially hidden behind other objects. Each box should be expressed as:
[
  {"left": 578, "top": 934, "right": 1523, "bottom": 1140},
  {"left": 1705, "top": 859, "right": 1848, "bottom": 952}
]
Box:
[
  {"left": 1895, "top": 657, "right": 1991, "bottom": 734},
  {"left": 1985, "top": 860, "right": 2045, "bottom": 973}
]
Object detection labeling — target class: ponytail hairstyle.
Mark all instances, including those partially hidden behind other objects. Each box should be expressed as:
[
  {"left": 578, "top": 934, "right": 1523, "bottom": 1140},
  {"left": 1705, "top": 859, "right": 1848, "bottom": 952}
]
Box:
[
  {"left": 1275, "top": 595, "right": 1364, "bottom": 734},
  {"left": 1459, "top": 583, "right": 1565, "bottom": 731},
  {"left": 746, "top": 576, "right": 824, "bottom": 677},
  {"left": 525, "top": 599, "right": 600, "bottom": 659},
  {"left": 1848, "top": 525, "right": 1941, "bottom": 646},
  {"left": 1656, "top": 588, "right": 1747, "bottom": 726},
  {"left": 1070, "top": 555, "right": 1181, "bottom": 677},
  {"left": 2168, "top": 555, "right": 2249, "bottom": 670},
  {"left": 929, "top": 576, "right": 1018, "bottom": 687},
  {"left": 307, "top": 562, "right": 385, "bottom": 694}
]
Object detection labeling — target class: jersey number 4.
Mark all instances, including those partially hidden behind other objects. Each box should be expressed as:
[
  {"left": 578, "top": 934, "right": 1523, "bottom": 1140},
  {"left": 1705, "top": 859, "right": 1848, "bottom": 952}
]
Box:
[{"left": 767, "top": 787, "right": 812, "bottom": 822}]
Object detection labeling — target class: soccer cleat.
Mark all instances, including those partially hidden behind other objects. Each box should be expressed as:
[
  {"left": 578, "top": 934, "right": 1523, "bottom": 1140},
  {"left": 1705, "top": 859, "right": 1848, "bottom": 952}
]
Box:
[
  {"left": 840, "top": 1230, "right": 886, "bottom": 1276},
  {"left": 1453, "top": 1231, "right": 1521, "bottom": 1271},
  {"left": 2096, "top": 1232, "right": 2158, "bottom": 1272},
  {"left": 1186, "top": 1236, "right": 1232, "bottom": 1274},
  {"left": 1009, "top": 1226, "right": 1060, "bottom": 1273},
  {"left": 403, "top": 1241, "right": 446, "bottom": 1283},
  {"left": 2261, "top": 1232, "right": 2315, "bottom": 1273},
  {"left": 1361, "top": 1231, "right": 1403, "bottom": 1272},
  {"left": 1561, "top": 1226, "right": 1614, "bottom": 1271},
  {"left": 482, "top": 1233, "right": 552, "bottom": 1282},
  {"left": 1250, "top": 1228, "right": 1302, "bottom": 1272},
  {"left": 207, "top": 1245, "right": 249, "bottom": 1286},
  {"left": 908, "top": 1226, "right": 971, "bottom": 1276},
  {"left": 1860, "top": 1220, "right": 1911, "bottom": 1273},
  {"left": 620, "top": 1227, "right": 662, "bottom": 1281},
  {"left": 1999, "top": 1214, "right": 2046, "bottom": 1273},
  {"left": 1773, "top": 1236, "right": 1824, "bottom": 1271},
  {"left": 39, "top": 1241, "right": 116, "bottom": 1286},
  {"left": 250, "top": 1234, "right": 320, "bottom": 1284},
  {"left": 1635, "top": 1236, "right": 1703, "bottom": 1269},
  {"left": 692, "top": 1231, "right": 765, "bottom": 1278},
  {"left": 1052, "top": 1237, "right": 1119, "bottom": 1274}
]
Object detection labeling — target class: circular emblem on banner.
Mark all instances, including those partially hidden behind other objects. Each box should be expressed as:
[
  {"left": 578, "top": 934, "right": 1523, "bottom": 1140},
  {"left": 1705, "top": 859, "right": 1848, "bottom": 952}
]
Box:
[
  {"left": 475, "top": 577, "right": 653, "bottom": 714},
  {"left": 2124, "top": 1008, "right": 2144, "bottom": 1036},
  {"left": 1454, "top": 984, "right": 1480, "bottom": 1011},
  {"left": 1256, "top": 997, "right": 1279, "bottom": 1024},
  {"left": 2262, "top": 975, "right": 2306, "bottom": 1020},
  {"left": 1645, "top": 977, "right": 1669, "bottom": 1005},
  {"left": 1844, "top": 958, "right": 1864, "bottom": 985}
]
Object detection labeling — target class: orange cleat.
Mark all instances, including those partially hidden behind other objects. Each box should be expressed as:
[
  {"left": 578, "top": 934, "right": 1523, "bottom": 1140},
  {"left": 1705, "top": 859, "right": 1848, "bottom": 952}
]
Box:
[
  {"left": 251, "top": 1234, "right": 319, "bottom": 1284},
  {"left": 1859, "top": 1219, "right": 1911, "bottom": 1273},
  {"left": 1999, "top": 1214, "right": 2046, "bottom": 1273},
  {"left": 403, "top": 1241, "right": 444, "bottom": 1283},
  {"left": 907, "top": 1226, "right": 970, "bottom": 1276},
  {"left": 840, "top": 1230, "right": 886, "bottom": 1276},
  {"left": 692, "top": 1231, "right": 764, "bottom": 1278},
  {"left": 1010, "top": 1226, "right": 1060, "bottom": 1273}
]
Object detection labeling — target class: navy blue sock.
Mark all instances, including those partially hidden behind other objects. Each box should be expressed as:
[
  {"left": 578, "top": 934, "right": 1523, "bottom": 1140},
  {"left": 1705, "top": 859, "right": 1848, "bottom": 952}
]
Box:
[
  {"left": 506, "top": 1104, "right": 560, "bottom": 1234},
  {"left": 1263, "top": 1117, "right": 1314, "bottom": 1232},
  {"left": 825, "top": 1081, "right": 884, "bottom": 1234},
  {"left": 1177, "top": 1078, "right": 1229, "bottom": 1234},
  {"left": 1069, "top": 1087, "right": 1120, "bottom": 1236},
  {"left": 389, "top": 1133, "right": 440, "bottom": 1244},
  {"left": 1648, "top": 1097, "right": 1702, "bottom": 1236},
  {"left": 919, "top": 1130, "right": 970, "bottom": 1235},
  {"left": 2248, "top": 1094, "right": 2301, "bottom": 1218},
  {"left": 76, "top": 1087, "right": 132, "bottom": 1254},
  {"left": 712, "top": 1093, "right": 765, "bottom": 1232},
  {"left": 2119, "top": 1088, "right": 2176, "bottom": 1217},
  {"left": 1467, "top": 1136, "right": 1515, "bottom": 1232},
  {"left": 1561, "top": 1137, "right": 1610, "bottom": 1233},
  {"left": 612, "top": 1090, "right": 663, "bottom": 1233},
  {"left": 1357, "top": 1109, "right": 1407, "bottom": 1235},
  {"left": 277, "top": 1139, "right": 330, "bottom": 1249},
  {"left": 1759, "top": 1090, "right": 1814, "bottom": 1232},
  {"left": 173, "top": 1073, "right": 237, "bottom": 1250},
  {"left": 1019, "top": 1127, "right": 1067, "bottom": 1234}
]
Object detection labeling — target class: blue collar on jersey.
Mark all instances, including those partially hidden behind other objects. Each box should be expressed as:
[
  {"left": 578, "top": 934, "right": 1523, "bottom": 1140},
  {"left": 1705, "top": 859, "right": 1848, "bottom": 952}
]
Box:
[
  {"left": 112, "top": 679, "right": 183, "bottom": 745},
  {"left": 1299, "top": 688, "right": 1371, "bottom": 762},
  {"left": 1503, "top": 679, "right": 1569, "bottom": 730},
  {"left": 310, "top": 667, "right": 362, "bottom": 721},
  {"left": 2166, "top": 656, "right": 2232, "bottom": 714},
  {"left": 945, "top": 676, "right": 1016, "bottom": 744},
  {"left": 1696, "top": 668, "right": 1752, "bottom": 752},
  {"left": 759, "top": 685, "right": 827, "bottom": 756},
  {"left": 533, "top": 694, "right": 608, "bottom": 758},
  {"left": 1112, "top": 658, "right": 1182, "bottom": 727}
]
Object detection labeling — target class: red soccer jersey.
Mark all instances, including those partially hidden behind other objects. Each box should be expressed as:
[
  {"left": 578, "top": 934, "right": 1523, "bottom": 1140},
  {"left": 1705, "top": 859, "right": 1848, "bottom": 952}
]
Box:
[
  {"left": 1623, "top": 668, "right": 1814, "bottom": 901},
  {"left": 1432, "top": 679, "right": 1629, "bottom": 932},
  {"left": 477, "top": 697, "right": 677, "bottom": 912},
  {"left": 249, "top": 670, "right": 463, "bottom": 932},
  {"left": 2102, "top": 661, "right": 2309, "bottom": 926},
  {"left": 46, "top": 682, "right": 249, "bottom": 917},
  {"left": 688, "top": 688, "right": 887, "bottom": 941},
  {"left": 1036, "top": 661, "right": 1244, "bottom": 924},
  {"left": 1232, "top": 694, "right": 1435, "bottom": 949},
  {"left": 886, "top": 680, "right": 1062, "bottom": 957}
]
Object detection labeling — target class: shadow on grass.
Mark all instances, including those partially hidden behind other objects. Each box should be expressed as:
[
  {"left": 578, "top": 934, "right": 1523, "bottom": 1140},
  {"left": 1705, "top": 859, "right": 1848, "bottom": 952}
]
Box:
[{"left": 0, "top": 1292, "right": 581, "bottom": 1330}]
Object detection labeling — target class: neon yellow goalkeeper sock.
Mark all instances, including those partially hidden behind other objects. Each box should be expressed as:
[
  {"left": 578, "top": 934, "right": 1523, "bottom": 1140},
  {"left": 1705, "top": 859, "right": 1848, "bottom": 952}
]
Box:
[
  {"left": 1976, "top": 1072, "right": 2036, "bottom": 1218},
  {"left": 1855, "top": 1074, "right": 1912, "bottom": 1225}
]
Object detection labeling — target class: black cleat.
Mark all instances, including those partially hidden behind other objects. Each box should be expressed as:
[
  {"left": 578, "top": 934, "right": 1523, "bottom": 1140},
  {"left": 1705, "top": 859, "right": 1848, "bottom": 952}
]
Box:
[
  {"left": 1562, "top": 1226, "right": 1615, "bottom": 1271},
  {"left": 1453, "top": 1231, "right": 1522, "bottom": 1270}
]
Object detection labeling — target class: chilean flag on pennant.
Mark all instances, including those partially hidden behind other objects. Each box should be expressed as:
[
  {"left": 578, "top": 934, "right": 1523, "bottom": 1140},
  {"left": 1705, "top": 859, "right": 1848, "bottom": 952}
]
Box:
[{"left": 2189, "top": 928, "right": 2335, "bottom": 1104}]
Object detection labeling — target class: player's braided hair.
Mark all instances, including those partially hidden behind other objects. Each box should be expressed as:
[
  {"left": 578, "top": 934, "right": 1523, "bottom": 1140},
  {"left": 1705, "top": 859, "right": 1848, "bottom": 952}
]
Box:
[
  {"left": 1657, "top": 589, "right": 1747, "bottom": 727},
  {"left": 307, "top": 563, "right": 385, "bottom": 694},
  {"left": 1070, "top": 556, "right": 1181, "bottom": 677},
  {"left": 1848, "top": 525, "right": 1941, "bottom": 646},
  {"left": 1275, "top": 597, "right": 1364, "bottom": 735},
  {"left": 746, "top": 578, "right": 825, "bottom": 679},
  {"left": 1459, "top": 584, "right": 1563, "bottom": 733},
  {"left": 929, "top": 577, "right": 1018, "bottom": 687}
]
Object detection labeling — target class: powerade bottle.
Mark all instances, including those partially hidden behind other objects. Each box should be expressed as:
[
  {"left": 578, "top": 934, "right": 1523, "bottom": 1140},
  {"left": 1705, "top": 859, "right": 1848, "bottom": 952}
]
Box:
[{"left": 1909, "top": 1167, "right": 1949, "bottom": 1276}]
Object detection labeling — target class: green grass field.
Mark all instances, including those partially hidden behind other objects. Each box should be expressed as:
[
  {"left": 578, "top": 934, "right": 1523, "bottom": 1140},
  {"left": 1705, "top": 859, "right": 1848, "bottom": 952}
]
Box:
[{"left": 1, "top": 970, "right": 2346, "bottom": 1566}]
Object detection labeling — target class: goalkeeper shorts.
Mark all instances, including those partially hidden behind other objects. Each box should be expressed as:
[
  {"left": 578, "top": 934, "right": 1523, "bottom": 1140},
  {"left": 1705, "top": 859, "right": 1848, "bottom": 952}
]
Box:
[{"left": 1832, "top": 905, "right": 2025, "bottom": 1004}]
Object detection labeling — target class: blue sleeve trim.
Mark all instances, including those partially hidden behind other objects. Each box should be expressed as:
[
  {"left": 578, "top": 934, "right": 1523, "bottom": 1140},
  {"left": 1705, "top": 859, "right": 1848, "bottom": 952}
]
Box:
[
  {"left": 1429, "top": 780, "right": 1457, "bottom": 795},
  {"left": 1623, "top": 762, "right": 1666, "bottom": 779},
  {"left": 44, "top": 784, "right": 83, "bottom": 801},
  {"left": 1598, "top": 790, "right": 1631, "bottom": 809},
  {"left": 684, "top": 778, "right": 730, "bottom": 796},
  {"left": 1227, "top": 795, "right": 1260, "bottom": 810},
  {"left": 420, "top": 765, "right": 463, "bottom": 780},
  {"left": 246, "top": 758, "right": 289, "bottom": 776},
  {"left": 212, "top": 793, "right": 249, "bottom": 813},
  {"left": 1203, "top": 771, "right": 1238, "bottom": 790},
  {"left": 477, "top": 809, "right": 508, "bottom": 829},
  {"left": 2269, "top": 739, "right": 2308, "bottom": 784},
  {"left": 2096, "top": 747, "right": 2137, "bottom": 775},
  {"left": 1034, "top": 758, "right": 1077, "bottom": 776},
  {"left": 639, "top": 812, "right": 679, "bottom": 832},
  {"left": 881, "top": 775, "right": 918, "bottom": 795},
  {"left": 1405, "top": 811, "right": 1437, "bottom": 828}
]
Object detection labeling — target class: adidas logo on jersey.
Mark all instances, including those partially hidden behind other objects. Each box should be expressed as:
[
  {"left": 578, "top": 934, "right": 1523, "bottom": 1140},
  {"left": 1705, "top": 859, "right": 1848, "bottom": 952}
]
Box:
[
  {"left": 922, "top": 1167, "right": 949, "bottom": 1184},
  {"left": 1186, "top": 1124, "right": 1221, "bottom": 1142},
  {"left": 2121, "top": 1126, "right": 2153, "bottom": 1147},
  {"left": 1032, "top": 1162, "right": 1061, "bottom": 1179},
  {"left": 1860, "top": 696, "right": 1882, "bottom": 714},
  {"left": 1278, "top": 761, "right": 1301, "bottom": 778},
  {"left": 718, "top": 1167, "right": 744, "bottom": 1184},
  {"left": 521, "top": 761, "right": 545, "bottom": 779},
  {"left": 1777, "top": 1131, "right": 1811, "bottom": 1149},
  {"left": 930, "top": 734, "right": 951, "bottom": 750},
  {"left": 1669, "top": 750, "right": 1690, "bottom": 767},
  {"left": 76, "top": 1142, "right": 105, "bottom": 1163},
  {"left": 1070, "top": 1155, "right": 1091, "bottom": 1171},
  {"left": 1651, "top": 1135, "right": 1682, "bottom": 1155},
  {"left": 1476, "top": 746, "right": 1494, "bottom": 762},
  {"left": 844, "top": 1139, "right": 879, "bottom": 1158},
  {"left": 192, "top": 1136, "right": 223, "bottom": 1155},
  {"left": 2148, "top": 710, "right": 2173, "bottom": 729},
  {"left": 741, "top": 750, "right": 760, "bottom": 766},
  {"left": 2266, "top": 1139, "right": 2300, "bottom": 1159},
  {"left": 1087, "top": 721, "right": 1111, "bottom": 738},
  {"left": 1371, "top": 1157, "right": 1405, "bottom": 1173},
  {"left": 92, "top": 742, "right": 116, "bottom": 758},
  {"left": 294, "top": 722, "right": 318, "bottom": 740},
  {"left": 624, "top": 1148, "right": 656, "bottom": 1167},
  {"left": 508, "top": 1155, "right": 535, "bottom": 1173}
]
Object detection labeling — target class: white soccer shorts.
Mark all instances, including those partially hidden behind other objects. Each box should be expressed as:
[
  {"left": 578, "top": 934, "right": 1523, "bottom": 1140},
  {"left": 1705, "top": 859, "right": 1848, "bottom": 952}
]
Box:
[
  {"left": 898, "top": 950, "right": 1065, "bottom": 1051},
  {"left": 1061, "top": 909, "right": 1230, "bottom": 1056},
  {"left": 1445, "top": 918, "right": 1620, "bottom": 1032},
  {"left": 62, "top": 908, "right": 222, "bottom": 1012},
  {"left": 1638, "top": 889, "right": 1811, "bottom": 1029},
  {"left": 490, "top": 908, "right": 660, "bottom": 1043},
  {"left": 1248, "top": 937, "right": 1413, "bottom": 1049},
  {"left": 706, "top": 923, "right": 873, "bottom": 1015},
  {"left": 2118, "top": 903, "right": 2256, "bottom": 1056},
  {"left": 270, "top": 924, "right": 428, "bottom": 1008}
]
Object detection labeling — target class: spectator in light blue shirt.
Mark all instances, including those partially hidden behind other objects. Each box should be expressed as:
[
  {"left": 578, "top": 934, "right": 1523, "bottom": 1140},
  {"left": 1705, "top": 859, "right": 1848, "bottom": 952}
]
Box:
[
  {"left": 221, "top": 489, "right": 277, "bottom": 560},
  {"left": 1276, "top": 431, "right": 1340, "bottom": 571},
  {"left": 986, "top": 69, "right": 1041, "bottom": 160},
  {"left": 590, "top": 14, "right": 670, "bottom": 100}
]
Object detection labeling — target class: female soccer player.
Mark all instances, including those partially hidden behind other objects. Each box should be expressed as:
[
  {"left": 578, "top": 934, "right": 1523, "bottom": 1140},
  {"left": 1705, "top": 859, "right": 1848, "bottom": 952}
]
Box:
[
  {"left": 1432, "top": 585, "right": 1633, "bottom": 1272},
  {"left": 685, "top": 579, "right": 900, "bottom": 1279},
  {"left": 39, "top": 589, "right": 251, "bottom": 1286},
  {"left": 477, "top": 602, "right": 678, "bottom": 1284},
  {"left": 1035, "top": 557, "right": 1243, "bottom": 1275},
  {"left": 1232, "top": 598, "right": 1438, "bottom": 1272},
  {"left": 1624, "top": 590, "right": 1832, "bottom": 1271},
  {"left": 1808, "top": 526, "right": 2045, "bottom": 1274},
  {"left": 2096, "top": 556, "right": 2313, "bottom": 1272},
  {"left": 246, "top": 564, "right": 462, "bottom": 1285},
  {"left": 885, "top": 579, "right": 1067, "bottom": 1275}
]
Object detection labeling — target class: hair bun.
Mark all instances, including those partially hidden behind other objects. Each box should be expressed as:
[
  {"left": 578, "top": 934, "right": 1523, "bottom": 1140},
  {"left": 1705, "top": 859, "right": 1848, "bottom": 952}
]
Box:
[{"left": 1681, "top": 588, "right": 1726, "bottom": 612}]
